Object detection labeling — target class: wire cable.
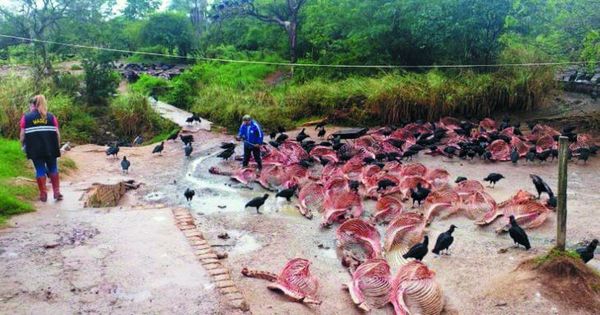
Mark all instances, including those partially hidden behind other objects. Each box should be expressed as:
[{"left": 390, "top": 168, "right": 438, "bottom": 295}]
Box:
[{"left": 0, "top": 33, "right": 589, "bottom": 69}]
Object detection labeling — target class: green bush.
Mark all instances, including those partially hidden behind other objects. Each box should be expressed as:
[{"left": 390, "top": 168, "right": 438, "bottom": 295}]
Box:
[
  {"left": 129, "top": 74, "right": 171, "bottom": 97},
  {"left": 0, "top": 137, "right": 36, "bottom": 225},
  {"left": 110, "top": 93, "right": 176, "bottom": 140},
  {"left": 52, "top": 72, "right": 83, "bottom": 99},
  {"left": 82, "top": 55, "right": 120, "bottom": 106},
  {"left": 0, "top": 74, "right": 36, "bottom": 138},
  {"left": 50, "top": 94, "right": 97, "bottom": 143}
]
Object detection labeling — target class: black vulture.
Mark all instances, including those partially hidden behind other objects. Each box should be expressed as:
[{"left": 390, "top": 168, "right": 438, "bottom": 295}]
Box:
[
  {"left": 120, "top": 156, "right": 130, "bottom": 174},
  {"left": 217, "top": 148, "right": 235, "bottom": 160},
  {"left": 184, "top": 143, "right": 193, "bottom": 158},
  {"left": 432, "top": 225, "right": 457, "bottom": 255},
  {"left": 508, "top": 215, "right": 531, "bottom": 250},
  {"left": 348, "top": 180, "right": 360, "bottom": 192},
  {"left": 275, "top": 134, "right": 289, "bottom": 143},
  {"left": 411, "top": 183, "right": 431, "bottom": 206},
  {"left": 377, "top": 179, "right": 397, "bottom": 192},
  {"left": 245, "top": 194, "right": 269, "bottom": 214},
  {"left": 275, "top": 186, "right": 297, "bottom": 202},
  {"left": 576, "top": 239, "right": 598, "bottom": 263},
  {"left": 455, "top": 176, "right": 467, "bottom": 183},
  {"left": 152, "top": 142, "right": 164, "bottom": 155},
  {"left": 529, "top": 174, "right": 553, "bottom": 199},
  {"left": 510, "top": 148, "right": 519, "bottom": 164},
  {"left": 483, "top": 173, "right": 504, "bottom": 188},
  {"left": 184, "top": 188, "right": 195, "bottom": 202},
  {"left": 317, "top": 127, "right": 326, "bottom": 138},
  {"left": 402, "top": 236, "right": 429, "bottom": 261},
  {"left": 106, "top": 144, "right": 119, "bottom": 159}
]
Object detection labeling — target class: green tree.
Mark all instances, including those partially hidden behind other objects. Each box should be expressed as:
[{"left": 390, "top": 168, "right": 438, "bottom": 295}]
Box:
[
  {"left": 0, "top": 0, "right": 73, "bottom": 77},
  {"left": 212, "top": 0, "right": 308, "bottom": 63},
  {"left": 169, "top": 0, "right": 208, "bottom": 39},
  {"left": 138, "top": 12, "right": 194, "bottom": 56},
  {"left": 581, "top": 30, "right": 600, "bottom": 71},
  {"left": 123, "top": 0, "right": 160, "bottom": 20},
  {"left": 82, "top": 52, "right": 120, "bottom": 106}
]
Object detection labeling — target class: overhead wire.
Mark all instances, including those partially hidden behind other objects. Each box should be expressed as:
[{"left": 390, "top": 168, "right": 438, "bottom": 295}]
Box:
[{"left": 0, "top": 33, "right": 589, "bottom": 69}]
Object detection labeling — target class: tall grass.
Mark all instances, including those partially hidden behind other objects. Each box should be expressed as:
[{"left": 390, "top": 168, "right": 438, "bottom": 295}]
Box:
[
  {"left": 110, "top": 93, "right": 177, "bottom": 140},
  {"left": 0, "top": 74, "right": 34, "bottom": 138},
  {"left": 189, "top": 65, "right": 555, "bottom": 132}
]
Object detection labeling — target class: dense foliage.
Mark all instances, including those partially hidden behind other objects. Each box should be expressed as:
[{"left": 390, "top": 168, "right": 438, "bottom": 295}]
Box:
[
  {"left": 1, "top": 0, "right": 598, "bottom": 67},
  {"left": 0, "top": 0, "right": 597, "bottom": 132}
]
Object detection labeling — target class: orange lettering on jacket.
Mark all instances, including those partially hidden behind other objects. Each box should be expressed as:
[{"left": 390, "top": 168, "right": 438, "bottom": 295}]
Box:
[{"left": 32, "top": 117, "right": 48, "bottom": 125}]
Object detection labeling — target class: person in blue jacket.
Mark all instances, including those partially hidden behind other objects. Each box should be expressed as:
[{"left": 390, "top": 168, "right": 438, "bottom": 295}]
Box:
[{"left": 236, "top": 115, "right": 263, "bottom": 171}]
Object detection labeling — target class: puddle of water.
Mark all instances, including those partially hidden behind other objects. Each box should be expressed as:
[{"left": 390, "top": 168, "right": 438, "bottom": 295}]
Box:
[
  {"left": 152, "top": 216, "right": 167, "bottom": 222},
  {"left": 227, "top": 230, "right": 262, "bottom": 256},
  {"left": 144, "top": 192, "right": 165, "bottom": 202},
  {"left": 116, "top": 288, "right": 152, "bottom": 302},
  {"left": 278, "top": 203, "right": 304, "bottom": 218},
  {"left": 319, "top": 247, "right": 339, "bottom": 260}
]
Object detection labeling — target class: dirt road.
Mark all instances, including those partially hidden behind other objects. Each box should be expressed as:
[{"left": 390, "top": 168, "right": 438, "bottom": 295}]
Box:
[{"left": 1, "top": 122, "right": 599, "bottom": 314}]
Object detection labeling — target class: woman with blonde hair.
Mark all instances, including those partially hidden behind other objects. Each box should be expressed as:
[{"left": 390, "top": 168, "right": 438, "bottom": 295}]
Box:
[{"left": 19, "top": 95, "right": 63, "bottom": 201}]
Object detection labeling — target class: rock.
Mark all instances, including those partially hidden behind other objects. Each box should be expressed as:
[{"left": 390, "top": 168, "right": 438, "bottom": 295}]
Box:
[
  {"left": 216, "top": 252, "right": 228, "bottom": 259},
  {"left": 317, "top": 243, "right": 330, "bottom": 250},
  {"left": 218, "top": 232, "right": 230, "bottom": 240}
]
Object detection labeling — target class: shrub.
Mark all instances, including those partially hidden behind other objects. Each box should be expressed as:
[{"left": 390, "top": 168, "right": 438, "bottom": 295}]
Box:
[
  {"left": 110, "top": 93, "right": 176, "bottom": 140},
  {"left": 0, "top": 74, "right": 35, "bottom": 138},
  {"left": 52, "top": 72, "right": 83, "bottom": 99},
  {"left": 163, "top": 65, "right": 203, "bottom": 109},
  {"left": 70, "top": 64, "right": 83, "bottom": 71},
  {"left": 50, "top": 94, "right": 97, "bottom": 143},
  {"left": 82, "top": 55, "right": 120, "bottom": 106},
  {"left": 129, "top": 74, "right": 171, "bottom": 97}
]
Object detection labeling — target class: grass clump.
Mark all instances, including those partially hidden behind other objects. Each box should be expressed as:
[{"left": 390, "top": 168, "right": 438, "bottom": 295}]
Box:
[
  {"left": 188, "top": 63, "right": 554, "bottom": 132},
  {"left": 59, "top": 157, "right": 78, "bottom": 175},
  {"left": 0, "top": 138, "right": 36, "bottom": 225},
  {"left": 110, "top": 93, "right": 177, "bottom": 141},
  {"left": 129, "top": 74, "right": 171, "bottom": 97},
  {"left": 534, "top": 248, "right": 582, "bottom": 266}
]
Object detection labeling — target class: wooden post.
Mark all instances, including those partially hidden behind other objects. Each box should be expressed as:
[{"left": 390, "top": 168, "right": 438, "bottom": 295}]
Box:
[{"left": 556, "top": 136, "right": 569, "bottom": 251}]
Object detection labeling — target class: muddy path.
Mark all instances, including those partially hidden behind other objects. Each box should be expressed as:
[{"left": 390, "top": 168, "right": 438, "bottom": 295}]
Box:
[
  {"left": 173, "top": 127, "right": 600, "bottom": 315},
  {"left": 2, "top": 111, "right": 600, "bottom": 314},
  {"left": 105, "top": 125, "right": 599, "bottom": 314}
]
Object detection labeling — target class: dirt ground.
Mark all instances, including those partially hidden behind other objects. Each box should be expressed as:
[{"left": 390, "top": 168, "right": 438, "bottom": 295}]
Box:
[
  {"left": 185, "top": 127, "right": 600, "bottom": 315},
  {"left": 2, "top": 99, "right": 600, "bottom": 314}
]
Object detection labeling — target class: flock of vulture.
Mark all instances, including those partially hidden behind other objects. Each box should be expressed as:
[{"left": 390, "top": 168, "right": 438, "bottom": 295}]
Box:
[
  {"left": 104, "top": 116, "right": 203, "bottom": 174},
  {"left": 202, "top": 116, "right": 598, "bottom": 313},
  {"left": 102, "top": 114, "right": 597, "bottom": 313}
]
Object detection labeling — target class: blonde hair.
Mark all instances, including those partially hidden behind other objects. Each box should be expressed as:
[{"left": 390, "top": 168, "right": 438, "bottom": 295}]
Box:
[{"left": 34, "top": 95, "right": 48, "bottom": 117}]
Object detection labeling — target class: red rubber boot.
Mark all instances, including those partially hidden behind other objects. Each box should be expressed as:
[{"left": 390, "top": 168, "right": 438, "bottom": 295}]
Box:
[
  {"left": 36, "top": 177, "right": 48, "bottom": 202},
  {"left": 49, "top": 173, "right": 63, "bottom": 201}
]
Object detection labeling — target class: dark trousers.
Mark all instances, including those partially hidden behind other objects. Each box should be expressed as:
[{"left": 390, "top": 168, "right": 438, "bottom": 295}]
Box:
[
  {"left": 243, "top": 145, "right": 262, "bottom": 169},
  {"left": 32, "top": 157, "right": 58, "bottom": 178}
]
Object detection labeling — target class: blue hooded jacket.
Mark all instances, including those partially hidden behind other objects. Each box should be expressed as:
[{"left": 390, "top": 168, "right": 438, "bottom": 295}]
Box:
[{"left": 238, "top": 120, "right": 263, "bottom": 147}]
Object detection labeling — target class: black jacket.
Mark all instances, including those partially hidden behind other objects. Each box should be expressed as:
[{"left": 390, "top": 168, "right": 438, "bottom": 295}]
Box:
[{"left": 23, "top": 111, "right": 60, "bottom": 160}]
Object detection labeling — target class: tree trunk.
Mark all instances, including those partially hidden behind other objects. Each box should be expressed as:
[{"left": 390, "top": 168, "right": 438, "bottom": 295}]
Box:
[{"left": 287, "top": 20, "right": 298, "bottom": 63}]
